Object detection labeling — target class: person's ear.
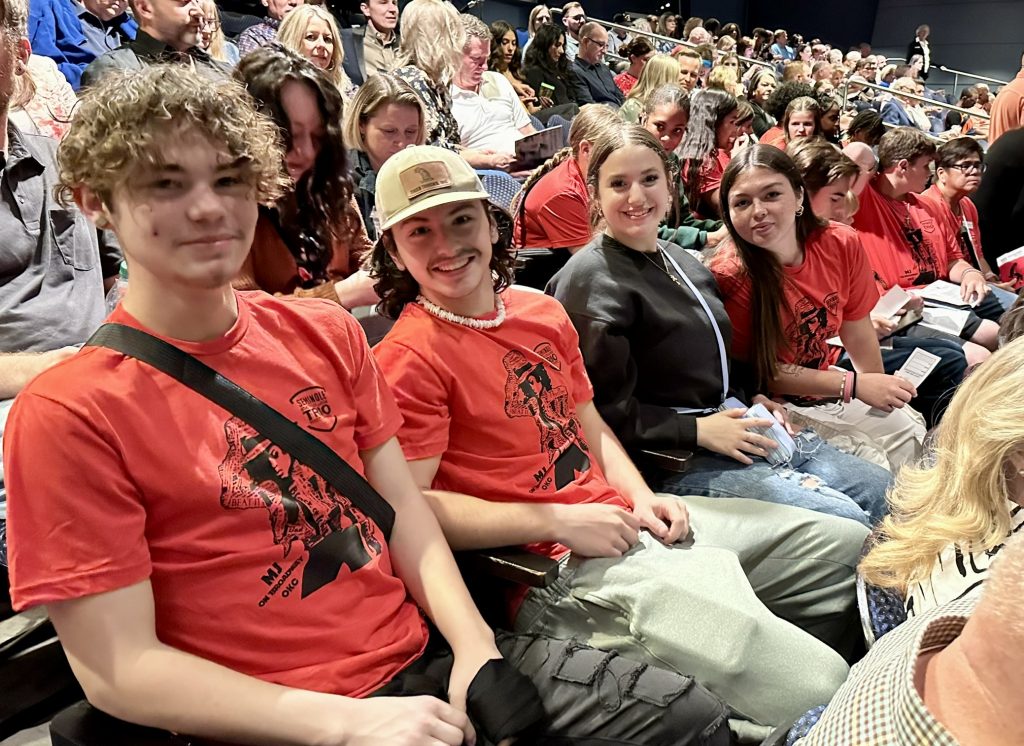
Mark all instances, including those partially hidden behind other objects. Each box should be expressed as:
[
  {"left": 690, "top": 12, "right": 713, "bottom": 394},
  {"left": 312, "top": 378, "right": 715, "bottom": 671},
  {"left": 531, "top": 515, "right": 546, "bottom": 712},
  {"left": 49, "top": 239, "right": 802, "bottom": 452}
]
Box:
[
  {"left": 488, "top": 212, "right": 499, "bottom": 244},
  {"left": 897, "top": 158, "right": 910, "bottom": 174},
  {"left": 74, "top": 185, "right": 115, "bottom": 231},
  {"left": 15, "top": 38, "right": 30, "bottom": 73},
  {"left": 133, "top": 0, "right": 155, "bottom": 22},
  {"left": 383, "top": 232, "right": 406, "bottom": 271}
]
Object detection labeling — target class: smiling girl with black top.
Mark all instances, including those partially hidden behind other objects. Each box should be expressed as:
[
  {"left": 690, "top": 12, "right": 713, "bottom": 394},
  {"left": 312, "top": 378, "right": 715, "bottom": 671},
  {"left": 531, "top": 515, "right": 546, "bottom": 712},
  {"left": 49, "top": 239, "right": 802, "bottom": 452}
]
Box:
[{"left": 547, "top": 125, "right": 891, "bottom": 527}]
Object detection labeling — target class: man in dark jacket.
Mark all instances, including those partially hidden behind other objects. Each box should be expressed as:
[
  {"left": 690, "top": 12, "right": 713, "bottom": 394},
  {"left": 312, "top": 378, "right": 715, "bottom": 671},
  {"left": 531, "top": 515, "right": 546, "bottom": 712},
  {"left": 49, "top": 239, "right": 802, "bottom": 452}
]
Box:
[{"left": 80, "top": 0, "right": 229, "bottom": 87}]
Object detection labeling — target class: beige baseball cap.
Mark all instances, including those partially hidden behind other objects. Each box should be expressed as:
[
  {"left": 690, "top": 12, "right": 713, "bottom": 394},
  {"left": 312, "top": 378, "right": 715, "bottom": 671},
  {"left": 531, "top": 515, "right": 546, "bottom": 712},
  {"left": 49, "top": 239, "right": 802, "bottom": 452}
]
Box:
[{"left": 376, "top": 145, "right": 491, "bottom": 231}]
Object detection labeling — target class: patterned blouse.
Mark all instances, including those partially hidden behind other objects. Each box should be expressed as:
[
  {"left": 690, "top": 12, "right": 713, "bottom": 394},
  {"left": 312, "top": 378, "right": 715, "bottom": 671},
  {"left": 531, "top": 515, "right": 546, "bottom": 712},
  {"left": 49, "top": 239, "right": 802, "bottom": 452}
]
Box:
[
  {"left": 10, "top": 55, "right": 78, "bottom": 140},
  {"left": 391, "top": 65, "right": 461, "bottom": 151}
]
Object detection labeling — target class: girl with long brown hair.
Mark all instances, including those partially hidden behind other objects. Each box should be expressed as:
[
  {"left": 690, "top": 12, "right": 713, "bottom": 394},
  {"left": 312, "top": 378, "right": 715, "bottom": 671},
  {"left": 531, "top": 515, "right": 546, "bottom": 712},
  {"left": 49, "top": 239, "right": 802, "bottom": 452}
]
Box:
[
  {"left": 708, "top": 144, "right": 937, "bottom": 470},
  {"left": 546, "top": 125, "right": 891, "bottom": 527}
]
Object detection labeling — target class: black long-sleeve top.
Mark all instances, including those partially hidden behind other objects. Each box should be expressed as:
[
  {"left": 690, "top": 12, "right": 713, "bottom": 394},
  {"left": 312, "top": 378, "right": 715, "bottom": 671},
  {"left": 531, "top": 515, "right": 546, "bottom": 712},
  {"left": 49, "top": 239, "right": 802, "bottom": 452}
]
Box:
[{"left": 546, "top": 234, "right": 739, "bottom": 451}]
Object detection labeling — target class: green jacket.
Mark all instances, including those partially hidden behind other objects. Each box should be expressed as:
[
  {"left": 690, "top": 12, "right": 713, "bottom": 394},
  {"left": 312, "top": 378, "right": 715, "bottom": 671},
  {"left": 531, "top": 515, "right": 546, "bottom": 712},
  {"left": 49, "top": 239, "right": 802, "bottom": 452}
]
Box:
[{"left": 659, "top": 152, "right": 722, "bottom": 251}]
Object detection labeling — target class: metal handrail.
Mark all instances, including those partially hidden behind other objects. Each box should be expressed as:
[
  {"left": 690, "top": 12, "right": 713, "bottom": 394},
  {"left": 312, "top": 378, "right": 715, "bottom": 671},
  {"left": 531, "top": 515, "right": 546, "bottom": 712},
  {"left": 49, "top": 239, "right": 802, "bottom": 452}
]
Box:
[
  {"left": 549, "top": 9, "right": 775, "bottom": 70},
  {"left": 937, "top": 65, "right": 1007, "bottom": 86},
  {"left": 882, "top": 121, "right": 944, "bottom": 143},
  {"left": 838, "top": 78, "right": 990, "bottom": 120}
]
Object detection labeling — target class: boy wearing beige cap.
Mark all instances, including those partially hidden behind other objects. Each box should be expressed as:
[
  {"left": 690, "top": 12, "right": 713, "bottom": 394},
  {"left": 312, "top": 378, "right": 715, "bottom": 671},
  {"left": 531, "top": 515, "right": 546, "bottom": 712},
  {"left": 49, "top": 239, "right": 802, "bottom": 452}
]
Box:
[{"left": 371, "top": 144, "right": 869, "bottom": 740}]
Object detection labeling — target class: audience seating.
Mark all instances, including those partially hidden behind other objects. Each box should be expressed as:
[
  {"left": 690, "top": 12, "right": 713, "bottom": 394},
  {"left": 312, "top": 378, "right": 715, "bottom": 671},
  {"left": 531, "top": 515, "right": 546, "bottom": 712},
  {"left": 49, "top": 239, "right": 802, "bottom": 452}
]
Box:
[
  {"left": 0, "top": 568, "right": 81, "bottom": 741},
  {"left": 856, "top": 531, "right": 908, "bottom": 648}
]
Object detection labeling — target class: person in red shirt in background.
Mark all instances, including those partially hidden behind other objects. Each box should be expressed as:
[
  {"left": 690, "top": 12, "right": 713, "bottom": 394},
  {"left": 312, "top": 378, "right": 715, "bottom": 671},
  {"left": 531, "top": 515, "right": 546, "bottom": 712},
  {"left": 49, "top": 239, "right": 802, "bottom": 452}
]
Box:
[
  {"left": 709, "top": 145, "right": 926, "bottom": 471},
  {"left": 512, "top": 104, "right": 619, "bottom": 251},
  {"left": 925, "top": 138, "right": 1015, "bottom": 292},
  {"left": 759, "top": 80, "right": 815, "bottom": 149},
  {"left": 680, "top": 88, "right": 741, "bottom": 220},
  {"left": 613, "top": 36, "right": 654, "bottom": 95},
  {"left": 987, "top": 51, "right": 1024, "bottom": 144},
  {"left": 852, "top": 127, "right": 1000, "bottom": 366},
  {"left": 781, "top": 96, "right": 822, "bottom": 146}
]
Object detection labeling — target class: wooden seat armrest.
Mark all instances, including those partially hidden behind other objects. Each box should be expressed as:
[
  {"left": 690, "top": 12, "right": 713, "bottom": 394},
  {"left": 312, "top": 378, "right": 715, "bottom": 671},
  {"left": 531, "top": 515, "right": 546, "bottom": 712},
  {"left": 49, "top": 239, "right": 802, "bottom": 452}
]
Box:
[{"left": 458, "top": 547, "right": 560, "bottom": 588}]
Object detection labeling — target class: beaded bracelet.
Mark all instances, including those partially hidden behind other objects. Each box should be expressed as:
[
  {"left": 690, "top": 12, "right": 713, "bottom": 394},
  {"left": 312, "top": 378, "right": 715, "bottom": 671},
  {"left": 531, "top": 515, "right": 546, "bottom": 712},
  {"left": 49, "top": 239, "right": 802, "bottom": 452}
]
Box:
[{"left": 838, "top": 370, "right": 847, "bottom": 402}]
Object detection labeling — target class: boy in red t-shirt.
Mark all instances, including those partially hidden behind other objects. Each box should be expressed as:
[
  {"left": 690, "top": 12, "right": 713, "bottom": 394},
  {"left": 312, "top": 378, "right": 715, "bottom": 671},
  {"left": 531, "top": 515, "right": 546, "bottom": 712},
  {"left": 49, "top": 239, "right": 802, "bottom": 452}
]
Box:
[
  {"left": 1, "top": 65, "right": 592, "bottom": 746},
  {"left": 368, "top": 144, "right": 872, "bottom": 738},
  {"left": 852, "top": 127, "right": 1000, "bottom": 363}
]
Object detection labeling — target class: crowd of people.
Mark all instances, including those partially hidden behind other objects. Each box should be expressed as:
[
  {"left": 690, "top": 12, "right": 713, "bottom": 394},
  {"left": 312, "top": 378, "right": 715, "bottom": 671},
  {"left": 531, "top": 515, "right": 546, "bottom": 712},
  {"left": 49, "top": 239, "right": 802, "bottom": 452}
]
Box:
[{"left": 3, "top": 0, "right": 1024, "bottom": 744}]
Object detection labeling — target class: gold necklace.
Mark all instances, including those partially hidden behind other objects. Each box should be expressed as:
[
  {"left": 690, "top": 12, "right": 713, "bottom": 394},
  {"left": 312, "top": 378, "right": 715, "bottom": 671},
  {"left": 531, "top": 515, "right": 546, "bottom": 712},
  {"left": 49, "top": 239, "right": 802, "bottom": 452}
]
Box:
[{"left": 643, "top": 249, "right": 685, "bottom": 290}]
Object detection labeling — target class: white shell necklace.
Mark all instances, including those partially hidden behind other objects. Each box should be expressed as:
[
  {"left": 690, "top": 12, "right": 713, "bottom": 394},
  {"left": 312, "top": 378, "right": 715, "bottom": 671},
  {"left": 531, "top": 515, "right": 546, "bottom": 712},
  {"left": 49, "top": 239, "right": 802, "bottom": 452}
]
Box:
[{"left": 415, "top": 293, "right": 506, "bottom": 330}]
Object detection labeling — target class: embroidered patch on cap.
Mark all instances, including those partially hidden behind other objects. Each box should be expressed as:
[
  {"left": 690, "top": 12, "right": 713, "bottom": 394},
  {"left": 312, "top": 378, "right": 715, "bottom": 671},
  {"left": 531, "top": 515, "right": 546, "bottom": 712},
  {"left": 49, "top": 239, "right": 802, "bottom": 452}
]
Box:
[{"left": 400, "top": 161, "right": 453, "bottom": 200}]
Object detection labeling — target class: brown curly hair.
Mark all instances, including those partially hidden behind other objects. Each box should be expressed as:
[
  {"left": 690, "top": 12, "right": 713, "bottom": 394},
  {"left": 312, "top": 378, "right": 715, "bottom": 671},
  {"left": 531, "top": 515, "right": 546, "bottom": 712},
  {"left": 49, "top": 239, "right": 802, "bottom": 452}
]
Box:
[
  {"left": 56, "top": 64, "right": 288, "bottom": 206},
  {"left": 368, "top": 202, "right": 518, "bottom": 320}
]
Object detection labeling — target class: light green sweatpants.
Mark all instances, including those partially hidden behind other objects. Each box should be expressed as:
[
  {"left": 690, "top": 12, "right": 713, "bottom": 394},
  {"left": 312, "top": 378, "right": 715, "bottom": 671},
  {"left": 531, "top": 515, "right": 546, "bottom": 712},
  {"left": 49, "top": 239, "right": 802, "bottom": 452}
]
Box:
[{"left": 513, "top": 494, "right": 869, "bottom": 731}]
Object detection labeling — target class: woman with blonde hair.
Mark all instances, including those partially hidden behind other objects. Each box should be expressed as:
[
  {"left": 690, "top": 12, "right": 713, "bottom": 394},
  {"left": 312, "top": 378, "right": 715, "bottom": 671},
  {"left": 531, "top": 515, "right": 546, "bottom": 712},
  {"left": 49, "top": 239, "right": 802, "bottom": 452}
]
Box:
[
  {"left": 706, "top": 65, "right": 742, "bottom": 98},
  {"left": 391, "top": 0, "right": 465, "bottom": 150},
  {"left": 197, "top": 0, "right": 239, "bottom": 65},
  {"left": 861, "top": 336, "right": 1024, "bottom": 617},
  {"left": 618, "top": 53, "right": 680, "bottom": 123},
  {"left": 277, "top": 5, "right": 354, "bottom": 98},
  {"left": 343, "top": 74, "right": 426, "bottom": 241}
]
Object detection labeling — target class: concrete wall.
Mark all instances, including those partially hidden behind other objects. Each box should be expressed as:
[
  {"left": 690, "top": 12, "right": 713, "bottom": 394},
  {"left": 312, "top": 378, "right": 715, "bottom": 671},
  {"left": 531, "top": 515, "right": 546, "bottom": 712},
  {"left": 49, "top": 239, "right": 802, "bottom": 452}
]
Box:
[{"left": 871, "top": 0, "right": 1023, "bottom": 94}]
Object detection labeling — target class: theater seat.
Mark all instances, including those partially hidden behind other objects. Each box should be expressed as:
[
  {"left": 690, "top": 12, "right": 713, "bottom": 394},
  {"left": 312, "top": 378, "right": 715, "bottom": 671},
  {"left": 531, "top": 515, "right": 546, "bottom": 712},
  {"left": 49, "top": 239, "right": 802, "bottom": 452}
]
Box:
[
  {"left": 855, "top": 531, "right": 907, "bottom": 648},
  {"left": 1, "top": 566, "right": 82, "bottom": 741},
  {"left": 51, "top": 702, "right": 191, "bottom": 746}
]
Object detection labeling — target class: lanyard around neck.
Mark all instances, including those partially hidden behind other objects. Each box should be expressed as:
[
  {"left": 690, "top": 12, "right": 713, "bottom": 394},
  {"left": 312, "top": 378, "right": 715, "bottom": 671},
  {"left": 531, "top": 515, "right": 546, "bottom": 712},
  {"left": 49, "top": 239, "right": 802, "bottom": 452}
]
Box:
[{"left": 658, "top": 246, "right": 730, "bottom": 410}]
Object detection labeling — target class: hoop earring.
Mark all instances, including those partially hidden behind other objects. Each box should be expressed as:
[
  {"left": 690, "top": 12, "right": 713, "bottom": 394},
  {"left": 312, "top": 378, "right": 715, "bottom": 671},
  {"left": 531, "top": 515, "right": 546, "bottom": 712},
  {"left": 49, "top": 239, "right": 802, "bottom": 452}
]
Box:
[{"left": 795, "top": 205, "right": 804, "bottom": 217}]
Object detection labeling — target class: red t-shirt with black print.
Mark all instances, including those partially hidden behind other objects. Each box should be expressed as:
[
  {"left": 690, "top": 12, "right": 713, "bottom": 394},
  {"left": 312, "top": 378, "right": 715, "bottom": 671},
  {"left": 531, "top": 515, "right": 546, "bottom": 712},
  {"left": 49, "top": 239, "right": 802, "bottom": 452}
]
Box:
[
  {"left": 709, "top": 222, "right": 880, "bottom": 369},
  {"left": 5, "top": 293, "right": 427, "bottom": 697},
  {"left": 373, "top": 288, "right": 627, "bottom": 563},
  {"left": 853, "top": 179, "right": 965, "bottom": 292},
  {"left": 923, "top": 184, "right": 984, "bottom": 270}
]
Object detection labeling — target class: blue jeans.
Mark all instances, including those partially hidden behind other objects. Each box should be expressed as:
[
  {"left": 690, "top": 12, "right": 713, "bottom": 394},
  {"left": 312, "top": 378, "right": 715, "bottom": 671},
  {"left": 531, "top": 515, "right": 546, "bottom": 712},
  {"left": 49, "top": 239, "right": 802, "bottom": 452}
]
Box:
[{"left": 653, "top": 433, "right": 891, "bottom": 527}]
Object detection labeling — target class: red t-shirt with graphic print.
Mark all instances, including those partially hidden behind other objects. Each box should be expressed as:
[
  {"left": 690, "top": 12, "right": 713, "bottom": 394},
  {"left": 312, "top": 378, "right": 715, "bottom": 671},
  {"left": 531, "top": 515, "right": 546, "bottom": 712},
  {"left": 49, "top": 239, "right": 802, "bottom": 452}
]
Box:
[
  {"left": 852, "top": 178, "right": 965, "bottom": 292},
  {"left": 5, "top": 292, "right": 427, "bottom": 698},
  {"left": 373, "top": 289, "right": 627, "bottom": 563},
  {"left": 709, "top": 222, "right": 880, "bottom": 369},
  {"left": 683, "top": 148, "right": 731, "bottom": 220},
  {"left": 923, "top": 184, "right": 984, "bottom": 270},
  {"left": 513, "top": 156, "right": 592, "bottom": 249}
]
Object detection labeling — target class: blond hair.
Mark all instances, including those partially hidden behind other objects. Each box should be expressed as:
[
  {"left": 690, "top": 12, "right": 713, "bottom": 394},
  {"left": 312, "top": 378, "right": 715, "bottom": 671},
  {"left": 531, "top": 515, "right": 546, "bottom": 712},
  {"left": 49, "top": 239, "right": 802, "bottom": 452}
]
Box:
[
  {"left": 706, "top": 65, "right": 738, "bottom": 93},
  {"left": 395, "top": 0, "right": 464, "bottom": 85},
  {"left": 625, "top": 54, "right": 680, "bottom": 104},
  {"left": 56, "top": 64, "right": 288, "bottom": 206},
  {"left": 277, "top": 5, "right": 351, "bottom": 93},
  {"left": 196, "top": 0, "right": 232, "bottom": 63},
  {"left": 860, "top": 336, "right": 1024, "bottom": 592},
  {"left": 2, "top": 0, "right": 27, "bottom": 38},
  {"left": 342, "top": 73, "right": 426, "bottom": 151}
]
